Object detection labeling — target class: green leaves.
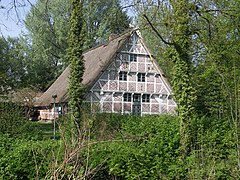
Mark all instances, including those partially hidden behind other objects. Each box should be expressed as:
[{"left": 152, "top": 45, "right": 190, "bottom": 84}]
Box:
[
  {"left": 0, "top": 136, "right": 59, "bottom": 180},
  {"left": 67, "top": 0, "right": 85, "bottom": 124},
  {"left": 89, "top": 115, "right": 181, "bottom": 179},
  {"left": 84, "top": 0, "right": 130, "bottom": 47}
]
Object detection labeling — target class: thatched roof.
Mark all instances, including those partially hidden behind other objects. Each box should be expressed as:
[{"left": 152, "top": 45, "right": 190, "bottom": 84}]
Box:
[{"left": 36, "top": 28, "right": 135, "bottom": 107}]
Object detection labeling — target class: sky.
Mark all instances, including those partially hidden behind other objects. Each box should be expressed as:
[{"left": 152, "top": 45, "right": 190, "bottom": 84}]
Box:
[
  {"left": 0, "top": 0, "right": 35, "bottom": 37},
  {"left": 0, "top": 0, "right": 135, "bottom": 38}
]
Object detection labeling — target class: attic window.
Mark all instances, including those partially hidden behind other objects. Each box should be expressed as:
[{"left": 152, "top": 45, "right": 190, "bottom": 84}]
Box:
[
  {"left": 123, "top": 93, "right": 131, "bottom": 102},
  {"left": 137, "top": 73, "right": 145, "bottom": 82},
  {"left": 142, "top": 94, "right": 150, "bottom": 102},
  {"left": 130, "top": 54, "right": 137, "bottom": 62},
  {"left": 119, "top": 71, "right": 127, "bottom": 81}
]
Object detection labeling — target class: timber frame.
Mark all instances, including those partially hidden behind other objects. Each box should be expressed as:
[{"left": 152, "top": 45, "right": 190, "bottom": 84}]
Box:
[{"left": 35, "top": 28, "right": 176, "bottom": 119}]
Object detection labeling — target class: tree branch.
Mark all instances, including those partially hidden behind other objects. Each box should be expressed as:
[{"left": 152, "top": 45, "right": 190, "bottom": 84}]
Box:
[
  {"left": 196, "top": 11, "right": 212, "bottom": 40},
  {"left": 142, "top": 14, "right": 174, "bottom": 46}
]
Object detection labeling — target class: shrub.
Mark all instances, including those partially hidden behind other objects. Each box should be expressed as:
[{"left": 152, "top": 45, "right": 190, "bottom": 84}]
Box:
[
  {"left": 0, "top": 102, "right": 44, "bottom": 140},
  {"left": 0, "top": 134, "right": 60, "bottom": 180},
  {"left": 89, "top": 114, "right": 181, "bottom": 179},
  {"left": 0, "top": 102, "right": 26, "bottom": 136}
]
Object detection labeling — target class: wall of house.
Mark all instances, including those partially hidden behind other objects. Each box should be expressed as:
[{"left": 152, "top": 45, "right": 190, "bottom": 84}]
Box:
[
  {"left": 85, "top": 32, "right": 177, "bottom": 115},
  {"left": 39, "top": 104, "right": 67, "bottom": 120},
  {"left": 39, "top": 108, "right": 59, "bottom": 120}
]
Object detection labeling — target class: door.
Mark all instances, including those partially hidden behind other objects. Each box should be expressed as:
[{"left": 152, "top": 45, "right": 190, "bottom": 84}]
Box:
[{"left": 132, "top": 94, "right": 141, "bottom": 115}]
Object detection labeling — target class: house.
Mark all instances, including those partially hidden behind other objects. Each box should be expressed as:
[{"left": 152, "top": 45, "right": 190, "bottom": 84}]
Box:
[{"left": 35, "top": 28, "right": 177, "bottom": 119}]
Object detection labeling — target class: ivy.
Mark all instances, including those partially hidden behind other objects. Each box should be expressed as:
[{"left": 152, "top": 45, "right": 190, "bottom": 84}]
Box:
[{"left": 67, "top": 0, "right": 85, "bottom": 124}]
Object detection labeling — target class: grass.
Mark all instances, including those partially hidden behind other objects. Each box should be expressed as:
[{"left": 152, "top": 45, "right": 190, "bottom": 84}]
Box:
[{"left": 37, "top": 120, "right": 60, "bottom": 140}]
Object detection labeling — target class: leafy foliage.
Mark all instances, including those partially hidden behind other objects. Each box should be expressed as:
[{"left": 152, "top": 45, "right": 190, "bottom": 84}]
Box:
[
  {"left": 0, "top": 37, "right": 27, "bottom": 93},
  {"left": 67, "top": 0, "right": 85, "bottom": 123},
  {"left": 84, "top": 0, "right": 130, "bottom": 47},
  {"left": 0, "top": 135, "right": 59, "bottom": 180},
  {"left": 88, "top": 115, "right": 180, "bottom": 179},
  {"left": 0, "top": 102, "right": 44, "bottom": 140},
  {"left": 22, "top": 0, "right": 130, "bottom": 91},
  {"left": 88, "top": 114, "right": 239, "bottom": 179},
  {"left": 0, "top": 112, "right": 239, "bottom": 179}
]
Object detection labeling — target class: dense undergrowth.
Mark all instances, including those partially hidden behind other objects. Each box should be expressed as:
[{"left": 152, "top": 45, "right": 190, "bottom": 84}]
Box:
[{"left": 0, "top": 105, "right": 239, "bottom": 179}]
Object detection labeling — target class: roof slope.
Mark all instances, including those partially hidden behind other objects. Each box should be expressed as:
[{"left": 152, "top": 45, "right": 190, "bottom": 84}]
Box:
[{"left": 36, "top": 28, "right": 134, "bottom": 106}]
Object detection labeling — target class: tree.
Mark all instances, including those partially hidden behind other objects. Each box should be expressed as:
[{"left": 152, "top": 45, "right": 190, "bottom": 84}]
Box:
[
  {"left": 23, "top": 0, "right": 70, "bottom": 90},
  {"left": 0, "top": 37, "right": 27, "bottom": 94},
  {"left": 198, "top": 0, "right": 240, "bottom": 170},
  {"left": 84, "top": 0, "right": 130, "bottom": 47},
  {"left": 22, "top": 0, "right": 130, "bottom": 91},
  {"left": 136, "top": 0, "right": 196, "bottom": 157},
  {"left": 135, "top": 0, "right": 240, "bottom": 160},
  {"left": 67, "top": 0, "right": 85, "bottom": 124}
]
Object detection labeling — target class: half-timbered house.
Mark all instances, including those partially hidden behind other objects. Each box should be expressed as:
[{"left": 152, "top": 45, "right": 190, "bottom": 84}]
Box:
[{"left": 35, "top": 28, "right": 177, "bottom": 119}]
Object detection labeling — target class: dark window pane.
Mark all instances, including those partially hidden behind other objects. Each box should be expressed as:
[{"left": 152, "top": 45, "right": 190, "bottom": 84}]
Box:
[
  {"left": 119, "top": 71, "right": 127, "bottom": 81},
  {"left": 137, "top": 73, "right": 145, "bottom": 82},
  {"left": 142, "top": 94, "right": 150, "bottom": 102},
  {"left": 130, "top": 54, "right": 137, "bottom": 62},
  {"left": 124, "top": 93, "right": 131, "bottom": 102}
]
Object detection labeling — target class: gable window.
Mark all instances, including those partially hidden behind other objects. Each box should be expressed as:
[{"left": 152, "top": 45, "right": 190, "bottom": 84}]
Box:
[
  {"left": 130, "top": 54, "right": 137, "bottom": 62},
  {"left": 119, "top": 71, "right": 127, "bottom": 81},
  {"left": 123, "top": 93, "right": 131, "bottom": 102},
  {"left": 142, "top": 94, "right": 150, "bottom": 102},
  {"left": 137, "top": 73, "right": 145, "bottom": 82}
]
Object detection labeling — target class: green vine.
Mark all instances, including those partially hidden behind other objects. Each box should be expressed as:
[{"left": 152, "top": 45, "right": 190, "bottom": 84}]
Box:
[
  {"left": 67, "top": 0, "right": 85, "bottom": 124},
  {"left": 171, "top": 0, "right": 197, "bottom": 157}
]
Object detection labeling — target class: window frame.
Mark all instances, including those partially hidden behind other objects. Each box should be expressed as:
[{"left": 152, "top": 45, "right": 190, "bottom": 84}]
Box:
[
  {"left": 119, "top": 71, "right": 127, "bottom": 81},
  {"left": 137, "top": 73, "right": 146, "bottom": 82},
  {"left": 133, "top": 94, "right": 141, "bottom": 102},
  {"left": 130, "top": 54, "right": 137, "bottom": 62},
  {"left": 160, "top": 94, "right": 168, "bottom": 100},
  {"left": 123, "top": 93, "right": 132, "bottom": 102},
  {"left": 142, "top": 94, "right": 150, "bottom": 102}
]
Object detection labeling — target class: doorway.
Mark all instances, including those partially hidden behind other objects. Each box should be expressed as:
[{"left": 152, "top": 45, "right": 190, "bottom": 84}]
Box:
[{"left": 132, "top": 94, "right": 141, "bottom": 115}]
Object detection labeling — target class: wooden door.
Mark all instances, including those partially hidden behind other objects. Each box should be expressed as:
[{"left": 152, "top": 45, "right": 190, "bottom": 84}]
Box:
[{"left": 132, "top": 94, "right": 141, "bottom": 115}]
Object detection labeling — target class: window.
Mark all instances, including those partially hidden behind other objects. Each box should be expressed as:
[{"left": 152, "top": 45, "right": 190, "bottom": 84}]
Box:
[
  {"left": 130, "top": 54, "right": 137, "bottom": 62},
  {"left": 133, "top": 94, "right": 141, "bottom": 102},
  {"left": 142, "top": 94, "right": 150, "bottom": 102},
  {"left": 124, "top": 93, "right": 131, "bottom": 102},
  {"left": 119, "top": 71, "right": 127, "bottom": 81},
  {"left": 137, "top": 73, "right": 145, "bottom": 82}
]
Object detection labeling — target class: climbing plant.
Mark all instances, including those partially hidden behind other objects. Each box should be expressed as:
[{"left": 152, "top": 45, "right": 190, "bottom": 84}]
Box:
[{"left": 67, "top": 0, "right": 85, "bottom": 124}]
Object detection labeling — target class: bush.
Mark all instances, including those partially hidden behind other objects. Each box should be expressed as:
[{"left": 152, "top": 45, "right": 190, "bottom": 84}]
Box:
[
  {"left": 0, "top": 103, "right": 26, "bottom": 136},
  {"left": 89, "top": 114, "right": 181, "bottom": 179},
  {"left": 0, "top": 102, "right": 44, "bottom": 140},
  {"left": 188, "top": 116, "right": 238, "bottom": 179},
  {"left": 88, "top": 114, "right": 239, "bottom": 179},
  {"left": 0, "top": 134, "right": 60, "bottom": 180}
]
